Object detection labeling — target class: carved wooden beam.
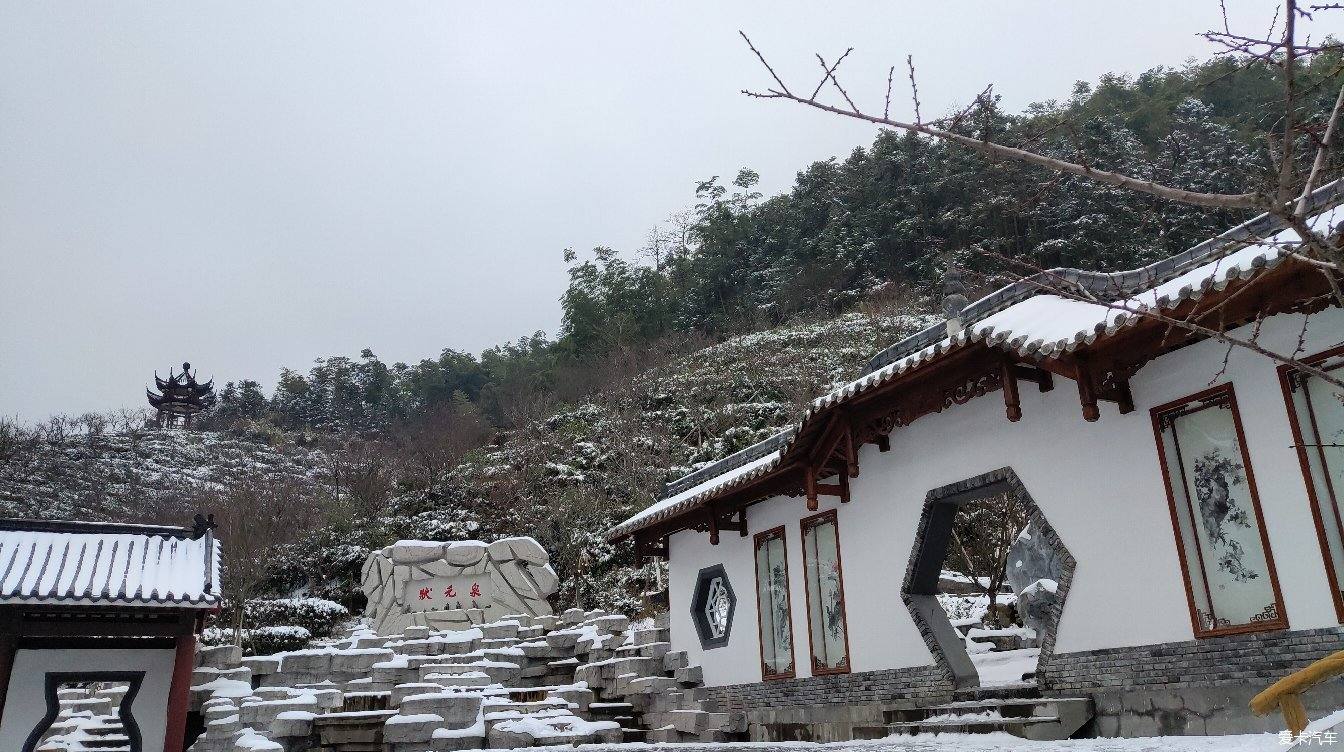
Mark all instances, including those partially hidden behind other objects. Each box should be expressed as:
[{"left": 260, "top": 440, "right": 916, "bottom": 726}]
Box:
[
  {"left": 707, "top": 507, "right": 720, "bottom": 545},
  {"left": 876, "top": 434, "right": 891, "bottom": 452}
]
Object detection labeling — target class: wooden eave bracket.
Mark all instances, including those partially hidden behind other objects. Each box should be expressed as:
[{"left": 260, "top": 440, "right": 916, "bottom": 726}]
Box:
[
  {"left": 999, "top": 359, "right": 1056, "bottom": 422},
  {"left": 635, "top": 534, "right": 668, "bottom": 560},
  {"left": 804, "top": 463, "right": 851, "bottom": 511},
  {"left": 1056, "top": 355, "right": 1134, "bottom": 422},
  {"left": 704, "top": 504, "right": 748, "bottom": 546},
  {"left": 801, "top": 415, "right": 859, "bottom": 511}
]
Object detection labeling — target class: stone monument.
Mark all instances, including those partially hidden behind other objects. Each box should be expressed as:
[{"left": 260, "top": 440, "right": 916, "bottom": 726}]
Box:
[{"left": 361, "top": 537, "right": 559, "bottom": 635}]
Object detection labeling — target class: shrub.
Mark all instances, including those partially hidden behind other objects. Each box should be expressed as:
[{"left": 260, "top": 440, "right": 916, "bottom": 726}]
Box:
[
  {"left": 244, "top": 597, "right": 349, "bottom": 639},
  {"left": 201, "top": 625, "right": 313, "bottom": 656}
]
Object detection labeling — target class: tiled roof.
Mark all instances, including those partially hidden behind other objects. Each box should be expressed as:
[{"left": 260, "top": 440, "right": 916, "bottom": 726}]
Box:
[
  {"left": 0, "top": 519, "right": 221, "bottom": 608},
  {"left": 607, "top": 180, "right": 1344, "bottom": 542}
]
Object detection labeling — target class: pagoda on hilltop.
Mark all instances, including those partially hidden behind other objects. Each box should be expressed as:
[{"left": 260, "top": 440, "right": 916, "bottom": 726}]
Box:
[{"left": 147, "top": 361, "right": 216, "bottom": 428}]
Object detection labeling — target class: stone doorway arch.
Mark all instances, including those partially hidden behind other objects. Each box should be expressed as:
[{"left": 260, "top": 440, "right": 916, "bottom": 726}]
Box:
[{"left": 901, "top": 467, "right": 1076, "bottom": 688}]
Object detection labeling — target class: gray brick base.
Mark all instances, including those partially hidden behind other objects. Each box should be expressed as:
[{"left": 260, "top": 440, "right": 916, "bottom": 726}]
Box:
[
  {"left": 1043, "top": 627, "right": 1344, "bottom": 736},
  {"left": 703, "top": 664, "right": 953, "bottom": 742}
]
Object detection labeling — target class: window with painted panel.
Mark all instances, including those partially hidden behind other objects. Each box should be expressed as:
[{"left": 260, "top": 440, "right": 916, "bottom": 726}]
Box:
[
  {"left": 801, "top": 510, "right": 850, "bottom": 674},
  {"left": 753, "top": 526, "right": 795, "bottom": 678},
  {"left": 1281, "top": 347, "right": 1344, "bottom": 620},
  {"left": 1152, "top": 385, "right": 1286, "bottom": 637}
]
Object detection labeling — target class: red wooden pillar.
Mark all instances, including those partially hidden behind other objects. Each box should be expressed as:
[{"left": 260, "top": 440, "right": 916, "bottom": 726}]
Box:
[{"left": 163, "top": 630, "right": 195, "bottom": 752}]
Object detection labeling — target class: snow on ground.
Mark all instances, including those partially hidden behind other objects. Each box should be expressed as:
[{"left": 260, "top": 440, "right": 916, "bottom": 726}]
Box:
[{"left": 542, "top": 730, "right": 1291, "bottom": 751}]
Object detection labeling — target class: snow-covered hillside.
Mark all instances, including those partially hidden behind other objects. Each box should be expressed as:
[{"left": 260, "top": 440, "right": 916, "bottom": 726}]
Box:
[
  {"left": 0, "top": 428, "right": 328, "bottom": 522},
  {"left": 0, "top": 312, "right": 929, "bottom": 611}
]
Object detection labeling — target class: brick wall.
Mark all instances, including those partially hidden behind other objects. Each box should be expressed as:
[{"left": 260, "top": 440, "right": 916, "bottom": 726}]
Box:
[
  {"left": 1043, "top": 626, "right": 1344, "bottom": 692},
  {"left": 703, "top": 664, "right": 953, "bottom": 711},
  {"left": 702, "top": 664, "right": 954, "bottom": 742}
]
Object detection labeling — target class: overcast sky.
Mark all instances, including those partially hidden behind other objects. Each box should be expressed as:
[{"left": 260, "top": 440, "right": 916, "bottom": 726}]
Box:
[{"left": 0, "top": 1, "right": 1286, "bottom": 422}]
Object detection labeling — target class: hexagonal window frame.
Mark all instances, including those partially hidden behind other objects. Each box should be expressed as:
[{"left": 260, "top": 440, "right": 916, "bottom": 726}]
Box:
[{"left": 690, "top": 564, "right": 736, "bottom": 649}]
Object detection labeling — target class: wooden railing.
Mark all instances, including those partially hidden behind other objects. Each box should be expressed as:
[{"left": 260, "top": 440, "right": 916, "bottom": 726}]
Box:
[{"left": 1250, "top": 650, "right": 1344, "bottom": 736}]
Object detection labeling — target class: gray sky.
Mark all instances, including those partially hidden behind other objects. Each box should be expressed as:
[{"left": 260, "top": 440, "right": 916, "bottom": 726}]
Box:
[{"left": 0, "top": 1, "right": 1278, "bottom": 421}]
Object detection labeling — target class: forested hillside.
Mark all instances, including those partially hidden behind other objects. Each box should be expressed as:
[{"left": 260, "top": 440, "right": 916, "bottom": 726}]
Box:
[
  {"left": 195, "top": 51, "right": 1342, "bottom": 443},
  {"left": 3, "top": 51, "right": 1341, "bottom": 616}
]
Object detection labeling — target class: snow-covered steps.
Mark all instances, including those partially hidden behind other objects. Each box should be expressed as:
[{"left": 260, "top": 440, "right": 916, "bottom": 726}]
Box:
[{"left": 886, "top": 694, "right": 1093, "bottom": 741}]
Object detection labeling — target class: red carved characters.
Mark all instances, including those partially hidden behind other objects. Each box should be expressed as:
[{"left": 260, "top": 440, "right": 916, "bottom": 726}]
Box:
[
  {"left": 418, "top": 587, "right": 432, "bottom": 601},
  {"left": 470, "top": 582, "right": 482, "bottom": 599}
]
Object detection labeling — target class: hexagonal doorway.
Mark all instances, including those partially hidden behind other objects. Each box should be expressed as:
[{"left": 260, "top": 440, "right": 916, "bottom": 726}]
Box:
[{"left": 901, "top": 467, "right": 1075, "bottom": 689}]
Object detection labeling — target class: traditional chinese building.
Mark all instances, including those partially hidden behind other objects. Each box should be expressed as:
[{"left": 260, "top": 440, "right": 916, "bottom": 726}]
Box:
[
  {"left": 0, "top": 516, "right": 221, "bottom": 752},
  {"left": 609, "top": 180, "right": 1344, "bottom": 740},
  {"left": 147, "top": 363, "right": 216, "bottom": 429}
]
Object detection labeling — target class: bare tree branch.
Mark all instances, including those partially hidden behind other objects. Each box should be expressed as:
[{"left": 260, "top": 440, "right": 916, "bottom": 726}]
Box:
[
  {"left": 740, "top": 69, "right": 1267, "bottom": 209},
  {"left": 815, "top": 51, "right": 859, "bottom": 114},
  {"left": 884, "top": 65, "right": 895, "bottom": 120},
  {"left": 810, "top": 48, "right": 852, "bottom": 101},
  {"left": 738, "top": 31, "right": 792, "bottom": 97},
  {"left": 906, "top": 55, "right": 922, "bottom": 124},
  {"left": 1298, "top": 80, "right": 1344, "bottom": 212}
]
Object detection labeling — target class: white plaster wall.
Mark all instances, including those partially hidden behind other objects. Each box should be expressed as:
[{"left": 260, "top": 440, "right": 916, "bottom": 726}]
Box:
[
  {"left": 668, "top": 309, "right": 1344, "bottom": 686},
  {"left": 0, "top": 648, "right": 176, "bottom": 752}
]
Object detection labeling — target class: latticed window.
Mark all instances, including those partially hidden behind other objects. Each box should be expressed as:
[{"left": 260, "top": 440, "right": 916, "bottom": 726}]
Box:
[
  {"left": 690, "top": 564, "right": 735, "bottom": 649},
  {"left": 753, "top": 526, "right": 794, "bottom": 679},
  {"left": 1281, "top": 346, "right": 1344, "bottom": 622},
  {"left": 1152, "top": 384, "right": 1286, "bottom": 637},
  {"left": 801, "top": 510, "right": 850, "bottom": 674},
  {"left": 704, "top": 576, "right": 731, "bottom": 639}
]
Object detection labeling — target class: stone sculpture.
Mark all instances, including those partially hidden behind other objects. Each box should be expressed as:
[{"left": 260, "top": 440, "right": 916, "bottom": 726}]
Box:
[{"left": 1006, "top": 522, "right": 1062, "bottom": 637}]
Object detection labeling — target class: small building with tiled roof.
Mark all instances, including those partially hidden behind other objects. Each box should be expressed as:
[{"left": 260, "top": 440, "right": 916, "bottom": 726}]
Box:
[
  {"left": 0, "top": 517, "right": 220, "bottom": 752},
  {"left": 609, "top": 180, "right": 1344, "bottom": 741}
]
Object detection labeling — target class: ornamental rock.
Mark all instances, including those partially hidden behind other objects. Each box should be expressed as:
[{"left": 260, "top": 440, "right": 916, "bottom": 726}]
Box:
[{"left": 361, "top": 538, "right": 559, "bottom": 635}]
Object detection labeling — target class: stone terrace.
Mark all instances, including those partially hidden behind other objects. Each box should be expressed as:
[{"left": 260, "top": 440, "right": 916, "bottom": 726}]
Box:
[{"left": 187, "top": 609, "right": 744, "bottom": 751}]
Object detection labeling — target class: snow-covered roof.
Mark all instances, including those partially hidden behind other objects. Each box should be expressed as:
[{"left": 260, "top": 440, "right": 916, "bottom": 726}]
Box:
[
  {"left": 0, "top": 518, "right": 222, "bottom": 608},
  {"left": 608, "top": 180, "right": 1344, "bottom": 542}
]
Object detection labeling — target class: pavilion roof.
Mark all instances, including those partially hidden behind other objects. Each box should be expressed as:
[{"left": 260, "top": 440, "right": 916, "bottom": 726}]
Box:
[
  {"left": 607, "top": 180, "right": 1344, "bottom": 543},
  {"left": 0, "top": 518, "right": 221, "bottom": 609}
]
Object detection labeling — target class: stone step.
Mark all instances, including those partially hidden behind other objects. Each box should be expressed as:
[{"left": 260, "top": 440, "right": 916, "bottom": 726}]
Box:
[
  {"left": 886, "top": 695, "right": 1094, "bottom": 741},
  {"left": 952, "top": 682, "right": 1040, "bottom": 702},
  {"left": 588, "top": 701, "right": 634, "bottom": 717},
  {"left": 614, "top": 641, "right": 671, "bottom": 660},
  {"left": 74, "top": 739, "right": 132, "bottom": 750},
  {"left": 887, "top": 715, "right": 1060, "bottom": 735},
  {"left": 631, "top": 627, "right": 670, "bottom": 646}
]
